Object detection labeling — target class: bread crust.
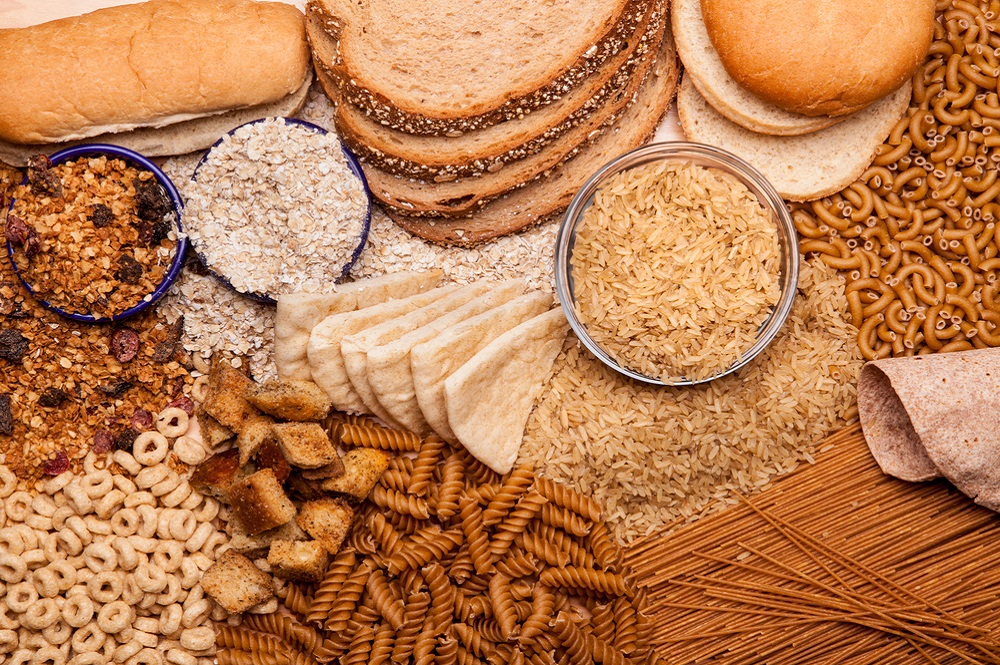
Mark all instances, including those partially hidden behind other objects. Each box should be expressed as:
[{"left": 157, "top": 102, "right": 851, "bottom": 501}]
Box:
[
  {"left": 328, "top": 0, "right": 658, "bottom": 181},
  {"left": 700, "top": 0, "right": 934, "bottom": 117},
  {"left": 0, "top": 0, "right": 310, "bottom": 145},
  {"left": 307, "top": 0, "right": 650, "bottom": 135},
  {"left": 387, "top": 24, "right": 680, "bottom": 246}
]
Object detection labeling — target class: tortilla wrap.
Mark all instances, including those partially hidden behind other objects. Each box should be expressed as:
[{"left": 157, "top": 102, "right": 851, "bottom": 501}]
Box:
[{"left": 858, "top": 348, "right": 1000, "bottom": 510}]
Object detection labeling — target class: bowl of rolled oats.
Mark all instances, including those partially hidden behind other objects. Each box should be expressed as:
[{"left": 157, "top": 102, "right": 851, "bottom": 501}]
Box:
[
  {"left": 184, "top": 117, "right": 372, "bottom": 304},
  {"left": 4, "top": 145, "right": 187, "bottom": 323}
]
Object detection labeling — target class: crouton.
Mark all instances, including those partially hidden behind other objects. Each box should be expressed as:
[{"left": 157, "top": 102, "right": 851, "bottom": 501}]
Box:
[
  {"left": 285, "top": 474, "right": 327, "bottom": 502},
  {"left": 272, "top": 423, "right": 340, "bottom": 469},
  {"left": 237, "top": 415, "right": 274, "bottom": 466},
  {"left": 189, "top": 448, "right": 242, "bottom": 497},
  {"left": 196, "top": 408, "right": 235, "bottom": 448},
  {"left": 296, "top": 498, "right": 354, "bottom": 555},
  {"left": 203, "top": 362, "right": 259, "bottom": 432},
  {"left": 321, "top": 448, "right": 391, "bottom": 499},
  {"left": 202, "top": 550, "right": 274, "bottom": 613},
  {"left": 228, "top": 519, "right": 309, "bottom": 557},
  {"left": 268, "top": 540, "right": 329, "bottom": 582},
  {"left": 256, "top": 440, "right": 291, "bottom": 483},
  {"left": 301, "top": 459, "right": 347, "bottom": 481},
  {"left": 227, "top": 468, "right": 297, "bottom": 535},
  {"left": 247, "top": 380, "right": 332, "bottom": 421}
]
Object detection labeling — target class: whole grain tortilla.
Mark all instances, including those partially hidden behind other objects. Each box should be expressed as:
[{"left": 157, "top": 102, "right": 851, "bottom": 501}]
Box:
[
  {"left": 444, "top": 308, "right": 569, "bottom": 474},
  {"left": 341, "top": 282, "right": 494, "bottom": 427},
  {"left": 274, "top": 270, "right": 442, "bottom": 381},
  {"left": 307, "top": 286, "right": 458, "bottom": 414},
  {"left": 411, "top": 291, "right": 552, "bottom": 442},
  {"left": 858, "top": 348, "right": 1000, "bottom": 510},
  {"left": 366, "top": 279, "right": 528, "bottom": 435}
]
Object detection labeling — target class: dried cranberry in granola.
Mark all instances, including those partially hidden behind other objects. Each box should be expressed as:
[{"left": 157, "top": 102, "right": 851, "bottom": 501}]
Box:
[
  {"left": 8, "top": 155, "right": 178, "bottom": 318},
  {"left": 110, "top": 328, "right": 140, "bottom": 363}
]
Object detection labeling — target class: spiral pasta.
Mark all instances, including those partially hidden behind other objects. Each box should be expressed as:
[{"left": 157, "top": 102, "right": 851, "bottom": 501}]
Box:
[
  {"left": 338, "top": 423, "right": 422, "bottom": 452},
  {"left": 539, "top": 503, "right": 591, "bottom": 538},
  {"left": 409, "top": 436, "right": 447, "bottom": 498},
  {"left": 435, "top": 454, "right": 466, "bottom": 521},
  {"left": 386, "top": 529, "right": 464, "bottom": 576},
  {"left": 390, "top": 592, "right": 430, "bottom": 663},
  {"left": 307, "top": 548, "right": 357, "bottom": 626},
  {"left": 368, "top": 623, "right": 396, "bottom": 665},
  {"left": 371, "top": 486, "right": 431, "bottom": 520},
  {"left": 552, "top": 612, "right": 626, "bottom": 665},
  {"left": 489, "top": 491, "right": 548, "bottom": 560},
  {"left": 324, "top": 560, "right": 372, "bottom": 633},
  {"left": 487, "top": 574, "right": 517, "bottom": 640},
  {"left": 481, "top": 465, "right": 534, "bottom": 527},
  {"left": 277, "top": 583, "right": 313, "bottom": 619},
  {"left": 458, "top": 496, "right": 495, "bottom": 576},
  {"left": 366, "top": 569, "right": 406, "bottom": 630},
  {"left": 538, "top": 567, "right": 631, "bottom": 598}
]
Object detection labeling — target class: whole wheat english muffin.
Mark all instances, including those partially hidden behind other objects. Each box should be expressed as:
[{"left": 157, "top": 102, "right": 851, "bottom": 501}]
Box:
[{"left": 700, "top": 0, "right": 935, "bottom": 116}]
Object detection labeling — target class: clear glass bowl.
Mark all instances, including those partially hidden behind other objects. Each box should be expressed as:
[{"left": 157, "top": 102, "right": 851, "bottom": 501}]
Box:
[{"left": 554, "top": 141, "right": 800, "bottom": 387}]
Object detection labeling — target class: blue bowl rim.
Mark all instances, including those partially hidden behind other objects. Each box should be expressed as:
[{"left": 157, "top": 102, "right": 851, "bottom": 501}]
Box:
[
  {"left": 5, "top": 143, "right": 188, "bottom": 325},
  {"left": 188, "top": 116, "right": 373, "bottom": 305}
]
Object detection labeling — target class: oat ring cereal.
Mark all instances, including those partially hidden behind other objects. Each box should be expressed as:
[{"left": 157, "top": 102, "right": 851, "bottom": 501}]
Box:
[
  {"left": 155, "top": 408, "right": 189, "bottom": 439},
  {"left": 0, "top": 552, "right": 27, "bottom": 583},
  {"left": 96, "top": 601, "right": 130, "bottom": 634},
  {"left": 133, "top": 432, "right": 170, "bottom": 466}
]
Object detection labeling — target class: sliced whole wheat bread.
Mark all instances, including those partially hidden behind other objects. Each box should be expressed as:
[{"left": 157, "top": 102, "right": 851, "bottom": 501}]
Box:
[
  {"left": 677, "top": 75, "right": 912, "bottom": 201},
  {"left": 307, "top": 0, "right": 650, "bottom": 135},
  {"left": 345, "top": 9, "right": 665, "bottom": 218},
  {"left": 328, "top": 0, "right": 658, "bottom": 181},
  {"left": 672, "top": 0, "right": 844, "bottom": 136},
  {"left": 388, "top": 26, "right": 679, "bottom": 246}
]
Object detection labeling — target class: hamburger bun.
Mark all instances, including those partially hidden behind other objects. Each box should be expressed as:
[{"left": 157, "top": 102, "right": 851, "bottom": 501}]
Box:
[{"left": 700, "top": 0, "right": 934, "bottom": 117}]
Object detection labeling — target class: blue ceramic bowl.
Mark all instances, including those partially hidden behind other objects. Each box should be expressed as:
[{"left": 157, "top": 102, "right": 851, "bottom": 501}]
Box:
[
  {"left": 189, "top": 117, "right": 373, "bottom": 305},
  {"left": 5, "top": 144, "right": 188, "bottom": 324}
]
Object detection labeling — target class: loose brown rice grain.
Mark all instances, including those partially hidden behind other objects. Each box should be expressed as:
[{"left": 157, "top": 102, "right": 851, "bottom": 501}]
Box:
[{"left": 520, "top": 258, "right": 861, "bottom": 543}]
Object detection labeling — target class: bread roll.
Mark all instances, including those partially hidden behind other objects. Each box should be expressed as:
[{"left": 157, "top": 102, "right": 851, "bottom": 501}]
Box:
[
  {"left": 700, "top": 0, "right": 934, "bottom": 117},
  {"left": 0, "top": 0, "right": 310, "bottom": 145}
]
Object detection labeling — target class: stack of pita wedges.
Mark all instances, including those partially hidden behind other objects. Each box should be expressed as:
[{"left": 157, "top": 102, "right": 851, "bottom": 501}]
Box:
[
  {"left": 274, "top": 272, "right": 569, "bottom": 474},
  {"left": 672, "top": 0, "right": 934, "bottom": 201},
  {"left": 304, "top": 0, "right": 679, "bottom": 245}
]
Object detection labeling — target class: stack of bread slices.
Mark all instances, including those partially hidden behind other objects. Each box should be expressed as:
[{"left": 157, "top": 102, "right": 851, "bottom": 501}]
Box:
[
  {"left": 673, "top": 0, "right": 934, "bottom": 202},
  {"left": 305, "top": 0, "right": 679, "bottom": 245}
]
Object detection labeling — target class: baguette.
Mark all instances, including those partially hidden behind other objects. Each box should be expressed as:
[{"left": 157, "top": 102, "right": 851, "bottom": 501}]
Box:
[{"left": 0, "top": 0, "right": 310, "bottom": 161}]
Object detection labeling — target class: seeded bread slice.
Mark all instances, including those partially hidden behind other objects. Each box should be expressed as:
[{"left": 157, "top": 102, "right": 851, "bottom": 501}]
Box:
[
  {"left": 340, "top": 8, "right": 665, "bottom": 218},
  {"left": 307, "top": 0, "right": 648, "bottom": 134},
  {"left": 322, "top": 0, "right": 658, "bottom": 181},
  {"left": 672, "top": 0, "right": 844, "bottom": 136},
  {"left": 387, "top": 24, "right": 679, "bottom": 246}
]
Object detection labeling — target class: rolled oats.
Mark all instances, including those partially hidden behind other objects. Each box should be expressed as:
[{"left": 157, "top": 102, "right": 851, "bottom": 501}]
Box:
[{"left": 182, "top": 118, "right": 368, "bottom": 298}]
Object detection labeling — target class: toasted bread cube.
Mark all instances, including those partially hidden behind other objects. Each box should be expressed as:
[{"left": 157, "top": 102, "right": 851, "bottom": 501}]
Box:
[
  {"left": 296, "top": 498, "right": 354, "bottom": 555},
  {"left": 196, "top": 409, "right": 235, "bottom": 448},
  {"left": 189, "top": 448, "right": 242, "bottom": 497},
  {"left": 301, "top": 459, "right": 347, "bottom": 481},
  {"left": 268, "top": 540, "right": 329, "bottom": 582},
  {"left": 256, "top": 439, "right": 291, "bottom": 483},
  {"left": 284, "top": 474, "right": 327, "bottom": 502},
  {"left": 229, "top": 519, "right": 309, "bottom": 557},
  {"left": 203, "top": 362, "right": 259, "bottom": 432},
  {"left": 321, "top": 448, "right": 391, "bottom": 499},
  {"left": 202, "top": 550, "right": 274, "bottom": 613},
  {"left": 227, "top": 468, "right": 297, "bottom": 535},
  {"left": 247, "top": 380, "right": 333, "bottom": 421},
  {"left": 273, "top": 423, "right": 340, "bottom": 469},
  {"left": 237, "top": 415, "right": 275, "bottom": 466}
]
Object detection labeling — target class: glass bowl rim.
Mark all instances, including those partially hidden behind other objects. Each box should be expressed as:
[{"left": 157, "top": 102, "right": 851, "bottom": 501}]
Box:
[{"left": 553, "top": 140, "right": 800, "bottom": 387}]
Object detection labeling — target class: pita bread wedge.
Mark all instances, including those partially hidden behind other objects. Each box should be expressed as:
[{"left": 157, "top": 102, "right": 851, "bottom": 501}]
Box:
[
  {"left": 307, "top": 286, "right": 459, "bottom": 414},
  {"left": 445, "top": 309, "right": 569, "bottom": 474},
  {"left": 411, "top": 292, "right": 553, "bottom": 442},
  {"left": 274, "top": 270, "right": 443, "bottom": 381},
  {"left": 366, "top": 280, "right": 528, "bottom": 435},
  {"left": 859, "top": 348, "right": 1000, "bottom": 510},
  {"left": 341, "top": 282, "right": 495, "bottom": 427}
]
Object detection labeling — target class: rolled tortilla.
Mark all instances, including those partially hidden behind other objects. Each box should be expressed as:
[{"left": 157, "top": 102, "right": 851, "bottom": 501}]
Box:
[{"left": 858, "top": 348, "right": 1000, "bottom": 510}]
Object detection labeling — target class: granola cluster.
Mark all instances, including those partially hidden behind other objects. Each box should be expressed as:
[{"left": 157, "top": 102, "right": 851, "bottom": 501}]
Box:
[{"left": 7, "top": 155, "right": 178, "bottom": 319}]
